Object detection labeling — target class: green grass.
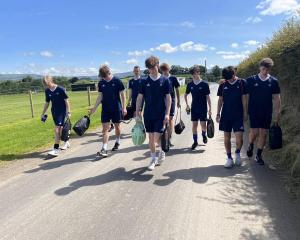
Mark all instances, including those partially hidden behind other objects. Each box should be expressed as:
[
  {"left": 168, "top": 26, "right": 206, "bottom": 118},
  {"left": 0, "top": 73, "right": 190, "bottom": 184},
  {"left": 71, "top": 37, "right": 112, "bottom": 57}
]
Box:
[{"left": 0, "top": 91, "right": 102, "bottom": 162}]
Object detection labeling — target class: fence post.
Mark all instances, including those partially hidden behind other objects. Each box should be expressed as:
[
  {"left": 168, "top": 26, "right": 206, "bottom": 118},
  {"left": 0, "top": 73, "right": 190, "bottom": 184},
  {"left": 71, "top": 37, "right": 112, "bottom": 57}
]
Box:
[
  {"left": 87, "top": 86, "right": 91, "bottom": 106},
  {"left": 29, "top": 90, "right": 34, "bottom": 118}
]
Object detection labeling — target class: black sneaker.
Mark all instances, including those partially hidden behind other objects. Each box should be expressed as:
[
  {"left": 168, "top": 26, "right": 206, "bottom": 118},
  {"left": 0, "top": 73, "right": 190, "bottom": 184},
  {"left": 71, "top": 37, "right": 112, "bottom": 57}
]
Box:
[
  {"left": 108, "top": 124, "right": 114, "bottom": 132},
  {"left": 203, "top": 135, "right": 208, "bottom": 144},
  {"left": 247, "top": 145, "right": 254, "bottom": 158},
  {"left": 191, "top": 142, "right": 198, "bottom": 150},
  {"left": 97, "top": 148, "right": 108, "bottom": 158},
  {"left": 112, "top": 142, "right": 120, "bottom": 151},
  {"left": 255, "top": 155, "right": 265, "bottom": 165}
]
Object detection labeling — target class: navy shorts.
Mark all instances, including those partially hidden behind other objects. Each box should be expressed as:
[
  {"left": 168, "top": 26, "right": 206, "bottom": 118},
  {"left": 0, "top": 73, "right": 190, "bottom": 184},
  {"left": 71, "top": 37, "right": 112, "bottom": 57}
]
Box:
[
  {"left": 170, "top": 99, "right": 175, "bottom": 117},
  {"left": 219, "top": 117, "right": 244, "bottom": 132},
  {"left": 191, "top": 111, "right": 207, "bottom": 122},
  {"left": 249, "top": 114, "right": 272, "bottom": 129},
  {"left": 52, "top": 113, "right": 66, "bottom": 127},
  {"left": 101, "top": 111, "right": 122, "bottom": 124},
  {"left": 144, "top": 118, "right": 164, "bottom": 133}
]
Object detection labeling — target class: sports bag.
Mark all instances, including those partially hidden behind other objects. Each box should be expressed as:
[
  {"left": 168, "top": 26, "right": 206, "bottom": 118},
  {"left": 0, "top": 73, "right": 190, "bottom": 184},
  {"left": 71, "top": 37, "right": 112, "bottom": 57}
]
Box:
[
  {"left": 161, "top": 124, "right": 170, "bottom": 153},
  {"left": 73, "top": 115, "right": 90, "bottom": 136},
  {"left": 269, "top": 123, "right": 282, "bottom": 149},
  {"left": 61, "top": 117, "right": 72, "bottom": 142},
  {"left": 174, "top": 107, "right": 185, "bottom": 135},
  {"left": 207, "top": 115, "right": 215, "bottom": 138},
  {"left": 131, "top": 118, "right": 146, "bottom": 146}
]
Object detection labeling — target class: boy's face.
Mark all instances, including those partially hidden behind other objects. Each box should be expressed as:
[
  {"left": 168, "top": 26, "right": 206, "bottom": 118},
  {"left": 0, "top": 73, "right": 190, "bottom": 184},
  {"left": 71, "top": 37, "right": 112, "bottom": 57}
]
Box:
[
  {"left": 148, "top": 65, "right": 159, "bottom": 75},
  {"left": 192, "top": 70, "right": 200, "bottom": 78},
  {"left": 259, "top": 66, "right": 270, "bottom": 75},
  {"left": 133, "top": 68, "right": 140, "bottom": 76},
  {"left": 161, "top": 69, "right": 169, "bottom": 76}
]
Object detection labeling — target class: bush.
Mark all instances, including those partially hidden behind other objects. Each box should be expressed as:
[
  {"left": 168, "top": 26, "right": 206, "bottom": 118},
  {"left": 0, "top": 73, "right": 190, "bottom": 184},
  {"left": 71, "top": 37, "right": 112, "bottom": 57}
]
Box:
[{"left": 237, "top": 19, "right": 300, "bottom": 184}]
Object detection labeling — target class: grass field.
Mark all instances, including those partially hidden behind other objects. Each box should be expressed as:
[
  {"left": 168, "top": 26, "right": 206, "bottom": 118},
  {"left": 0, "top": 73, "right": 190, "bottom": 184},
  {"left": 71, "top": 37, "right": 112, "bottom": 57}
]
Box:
[
  {"left": 0, "top": 86, "right": 187, "bottom": 162},
  {"left": 0, "top": 91, "right": 102, "bottom": 162}
]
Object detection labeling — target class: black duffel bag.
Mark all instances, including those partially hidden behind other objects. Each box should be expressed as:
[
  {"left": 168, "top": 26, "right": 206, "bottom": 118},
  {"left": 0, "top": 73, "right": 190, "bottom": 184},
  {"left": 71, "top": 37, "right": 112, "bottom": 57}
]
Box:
[
  {"left": 61, "top": 117, "right": 72, "bottom": 142},
  {"left": 174, "top": 107, "right": 185, "bottom": 135},
  {"left": 207, "top": 115, "right": 215, "bottom": 138},
  {"left": 73, "top": 115, "right": 90, "bottom": 136},
  {"left": 161, "top": 124, "right": 170, "bottom": 153},
  {"left": 269, "top": 123, "right": 282, "bottom": 149}
]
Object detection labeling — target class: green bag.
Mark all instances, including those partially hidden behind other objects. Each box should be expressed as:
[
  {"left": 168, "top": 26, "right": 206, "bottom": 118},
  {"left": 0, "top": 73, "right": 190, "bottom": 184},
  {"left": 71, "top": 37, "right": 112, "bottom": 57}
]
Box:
[{"left": 132, "top": 119, "right": 146, "bottom": 146}]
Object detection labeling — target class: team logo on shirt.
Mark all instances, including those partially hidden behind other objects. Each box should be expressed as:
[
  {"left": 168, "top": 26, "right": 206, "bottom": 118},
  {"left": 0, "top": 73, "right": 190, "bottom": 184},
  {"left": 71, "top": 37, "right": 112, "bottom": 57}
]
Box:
[
  {"left": 240, "top": 126, "right": 244, "bottom": 130},
  {"left": 49, "top": 94, "right": 51, "bottom": 97},
  {"left": 102, "top": 84, "right": 105, "bottom": 88},
  {"left": 112, "top": 83, "right": 115, "bottom": 87},
  {"left": 199, "top": 87, "right": 202, "bottom": 90},
  {"left": 147, "top": 83, "right": 150, "bottom": 87},
  {"left": 268, "top": 84, "right": 271, "bottom": 87},
  {"left": 237, "top": 86, "right": 240, "bottom": 89},
  {"left": 254, "top": 83, "right": 259, "bottom": 87},
  {"left": 191, "top": 87, "right": 194, "bottom": 90},
  {"left": 224, "top": 87, "right": 228, "bottom": 90},
  {"left": 56, "top": 92, "right": 59, "bottom": 95}
]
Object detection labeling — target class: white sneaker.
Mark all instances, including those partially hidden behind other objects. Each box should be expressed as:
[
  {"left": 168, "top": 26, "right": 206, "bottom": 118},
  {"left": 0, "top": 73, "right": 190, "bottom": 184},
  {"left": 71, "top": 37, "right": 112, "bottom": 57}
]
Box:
[
  {"left": 61, "top": 141, "right": 70, "bottom": 150},
  {"left": 224, "top": 158, "right": 234, "bottom": 168},
  {"left": 157, "top": 150, "right": 166, "bottom": 165},
  {"left": 48, "top": 148, "right": 60, "bottom": 156},
  {"left": 235, "top": 153, "right": 242, "bottom": 166},
  {"left": 148, "top": 158, "right": 158, "bottom": 171}
]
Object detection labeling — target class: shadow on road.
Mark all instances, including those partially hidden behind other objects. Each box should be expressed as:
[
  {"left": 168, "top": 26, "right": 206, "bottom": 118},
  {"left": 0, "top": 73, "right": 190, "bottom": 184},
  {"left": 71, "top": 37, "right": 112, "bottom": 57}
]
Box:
[
  {"left": 154, "top": 165, "right": 248, "bottom": 186},
  {"left": 54, "top": 167, "right": 153, "bottom": 196},
  {"left": 25, "top": 154, "right": 98, "bottom": 173}
]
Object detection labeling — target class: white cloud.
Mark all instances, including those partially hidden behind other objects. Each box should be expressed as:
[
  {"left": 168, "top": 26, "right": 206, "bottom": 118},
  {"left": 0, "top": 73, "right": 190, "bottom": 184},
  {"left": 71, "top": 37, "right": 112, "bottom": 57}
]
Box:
[
  {"left": 244, "top": 40, "right": 260, "bottom": 46},
  {"left": 256, "top": 0, "right": 300, "bottom": 16},
  {"left": 179, "top": 21, "right": 196, "bottom": 28},
  {"left": 209, "top": 47, "right": 216, "bottom": 51},
  {"left": 156, "top": 43, "right": 178, "bottom": 53},
  {"left": 102, "top": 61, "right": 110, "bottom": 66},
  {"left": 40, "top": 50, "right": 53, "bottom": 58},
  {"left": 179, "top": 41, "right": 207, "bottom": 52},
  {"left": 231, "top": 43, "right": 239, "bottom": 48},
  {"left": 128, "top": 50, "right": 151, "bottom": 57},
  {"left": 126, "top": 58, "right": 138, "bottom": 65},
  {"left": 246, "top": 16, "right": 262, "bottom": 23},
  {"left": 216, "top": 51, "right": 236, "bottom": 55},
  {"left": 104, "top": 25, "right": 119, "bottom": 30},
  {"left": 23, "top": 51, "right": 35, "bottom": 56},
  {"left": 222, "top": 54, "right": 248, "bottom": 60}
]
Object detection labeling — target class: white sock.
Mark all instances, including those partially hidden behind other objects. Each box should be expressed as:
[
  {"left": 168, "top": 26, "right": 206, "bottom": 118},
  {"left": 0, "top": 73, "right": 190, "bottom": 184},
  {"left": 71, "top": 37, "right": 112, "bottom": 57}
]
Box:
[
  {"left": 103, "top": 143, "right": 108, "bottom": 150},
  {"left": 116, "top": 136, "right": 120, "bottom": 144},
  {"left": 151, "top": 152, "right": 156, "bottom": 159}
]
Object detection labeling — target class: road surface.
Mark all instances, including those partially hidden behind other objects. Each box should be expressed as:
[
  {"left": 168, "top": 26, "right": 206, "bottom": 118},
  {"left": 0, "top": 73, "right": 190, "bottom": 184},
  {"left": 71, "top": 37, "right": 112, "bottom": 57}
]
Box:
[{"left": 0, "top": 83, "right": 299, "bottom": 240}]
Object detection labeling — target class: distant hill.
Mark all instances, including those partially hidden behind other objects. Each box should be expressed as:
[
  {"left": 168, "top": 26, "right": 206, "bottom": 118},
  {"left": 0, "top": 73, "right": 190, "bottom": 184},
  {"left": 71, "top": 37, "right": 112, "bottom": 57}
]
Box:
[{"left": 0, "top": 71, "right": 134, "bottom": 81}]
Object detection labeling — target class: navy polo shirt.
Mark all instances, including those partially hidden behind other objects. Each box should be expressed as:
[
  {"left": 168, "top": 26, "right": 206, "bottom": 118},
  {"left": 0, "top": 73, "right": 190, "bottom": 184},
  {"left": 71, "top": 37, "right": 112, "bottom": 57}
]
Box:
[{"left": 45, "top": 86, "right": 68, "bottom": 115}]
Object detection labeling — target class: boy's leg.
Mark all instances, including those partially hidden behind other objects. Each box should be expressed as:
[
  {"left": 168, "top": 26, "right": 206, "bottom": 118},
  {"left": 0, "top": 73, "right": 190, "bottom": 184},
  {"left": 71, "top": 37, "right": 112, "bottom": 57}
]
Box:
[
  {"left": 102, "top": 122, "right": 111, "bottom": 150},
  {"left": 224, "top": 132, "right": 234, "bottom": 168},
  {"left": 234, "top": 131, "right": 243, "bottom": 166},
  {"left": 200, "top": 120, "right": 208, "bottom": 144},
  {"left": 112, "top": 122, "right": 121, "bottom": 151},
  {"left": 255, "top": 128, "right": 268, "bottom": 165},
  {"left": 148, "top": 133, "right": 157, "bottom": 170},
  {"left": 247, "top": 128, "right": 258, "bottom": 157},
  {"left": 169, "top": 116, "right": 174, "bottom": 146},
  {"left": 191, "top": 121, "right": 199, "bottom": 149}
]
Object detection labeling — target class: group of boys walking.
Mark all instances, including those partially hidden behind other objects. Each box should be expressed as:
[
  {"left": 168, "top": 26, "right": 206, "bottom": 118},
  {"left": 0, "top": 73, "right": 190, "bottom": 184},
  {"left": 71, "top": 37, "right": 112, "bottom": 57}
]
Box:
[{"left": 42, "top": 56, "right": 281, "bottom": 171}]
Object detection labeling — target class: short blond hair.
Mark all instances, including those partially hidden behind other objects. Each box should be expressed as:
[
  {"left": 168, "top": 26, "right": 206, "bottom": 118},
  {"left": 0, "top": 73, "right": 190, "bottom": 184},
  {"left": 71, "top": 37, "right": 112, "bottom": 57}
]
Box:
[{"left": 42, "top": 75, "right": 54, "bottom": 85}]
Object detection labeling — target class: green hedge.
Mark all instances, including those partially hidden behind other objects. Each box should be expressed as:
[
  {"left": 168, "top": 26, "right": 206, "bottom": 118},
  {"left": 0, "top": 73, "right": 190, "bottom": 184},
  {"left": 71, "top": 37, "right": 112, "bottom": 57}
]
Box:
[{"left": 237, "top": 19, "right": 300, "bottom": 193}]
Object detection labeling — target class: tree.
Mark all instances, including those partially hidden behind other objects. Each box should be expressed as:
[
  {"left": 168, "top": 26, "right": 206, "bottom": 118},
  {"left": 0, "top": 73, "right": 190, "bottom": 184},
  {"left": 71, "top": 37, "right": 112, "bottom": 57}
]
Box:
[
  {"left": 69, "top": 77, "right": 79, "bottom": 84},
  {"left": 211, "top": 65, "right": 222, "bottom": 78},
  {"left": 21, "top": 75, "right": 33, "bottom": 82},
  {"left": 143, "top": 69, "right": 149, "bottom": 75}
]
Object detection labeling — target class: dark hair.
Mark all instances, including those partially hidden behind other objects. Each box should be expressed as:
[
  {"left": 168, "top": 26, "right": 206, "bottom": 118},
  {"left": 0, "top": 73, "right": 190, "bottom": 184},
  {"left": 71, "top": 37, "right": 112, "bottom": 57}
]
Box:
[
  {"left": 99, "top": 65, "right": 111, "bottom": 78},
  {"left": 160, "top": 63, "right": 170, "bottom": 72},
  {"left": 222, "top": 66, "right": 235, "bottom": 80},
  {"left": 189, "top": 65, "right": 201, "bottom": 75},
  {"left": 145, "top": 56, "right": 159, "bottom": 69},
  {"left": 259, "top": 58, "right": 274, "bottom": 69},
  {"left": 133, "top": 65, "right": 140, "bottom": 70}
]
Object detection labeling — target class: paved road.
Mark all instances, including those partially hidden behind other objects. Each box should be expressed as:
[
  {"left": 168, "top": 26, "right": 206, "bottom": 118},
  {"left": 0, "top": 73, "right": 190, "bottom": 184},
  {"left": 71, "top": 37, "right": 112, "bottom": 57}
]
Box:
[{"left": 1, "top": 84, "right": 299, "bottom": 240}]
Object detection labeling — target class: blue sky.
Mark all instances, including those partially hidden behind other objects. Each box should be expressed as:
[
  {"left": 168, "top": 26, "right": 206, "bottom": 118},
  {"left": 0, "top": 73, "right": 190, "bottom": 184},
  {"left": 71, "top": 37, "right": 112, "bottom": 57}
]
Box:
[{"left": 0, "top": 0, "right": 299, "bottom": 76}]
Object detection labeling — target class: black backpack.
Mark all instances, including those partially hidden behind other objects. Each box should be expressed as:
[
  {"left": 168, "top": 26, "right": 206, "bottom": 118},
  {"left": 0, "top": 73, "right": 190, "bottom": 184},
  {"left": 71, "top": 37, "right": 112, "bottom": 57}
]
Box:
[
  {"left": 73, "top": 115, "right": 90, "bottom": 136},
  {"left": 61, "top": 117, "right": 72, "bottom": 142},
  {"left": 161, "top": 124, "right": 170, "bottom": 153},
  {"left": 269, "top": 123, "right": 282, "bottom": 149},
  {"left": 207, "top": 116, "right": 215, "bottom": 138},
  {"left": 174, "top": 107, "right": 185, "bottom": 135}
]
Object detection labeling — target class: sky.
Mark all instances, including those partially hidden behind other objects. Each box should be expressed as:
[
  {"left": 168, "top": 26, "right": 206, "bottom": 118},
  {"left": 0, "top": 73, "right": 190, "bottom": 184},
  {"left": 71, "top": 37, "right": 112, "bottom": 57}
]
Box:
[{"left": 0, "top": 0, "right": 299, "bottom": 76}]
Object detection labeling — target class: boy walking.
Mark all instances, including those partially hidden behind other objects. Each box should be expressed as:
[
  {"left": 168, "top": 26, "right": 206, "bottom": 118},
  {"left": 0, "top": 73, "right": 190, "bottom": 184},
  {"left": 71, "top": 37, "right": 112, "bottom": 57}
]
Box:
[
  {"left": 136, "top": 56, "right": 171, "bottom": 170},
  {"left": 128, "top": 66, "right": 143, "bottom": 116}
]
